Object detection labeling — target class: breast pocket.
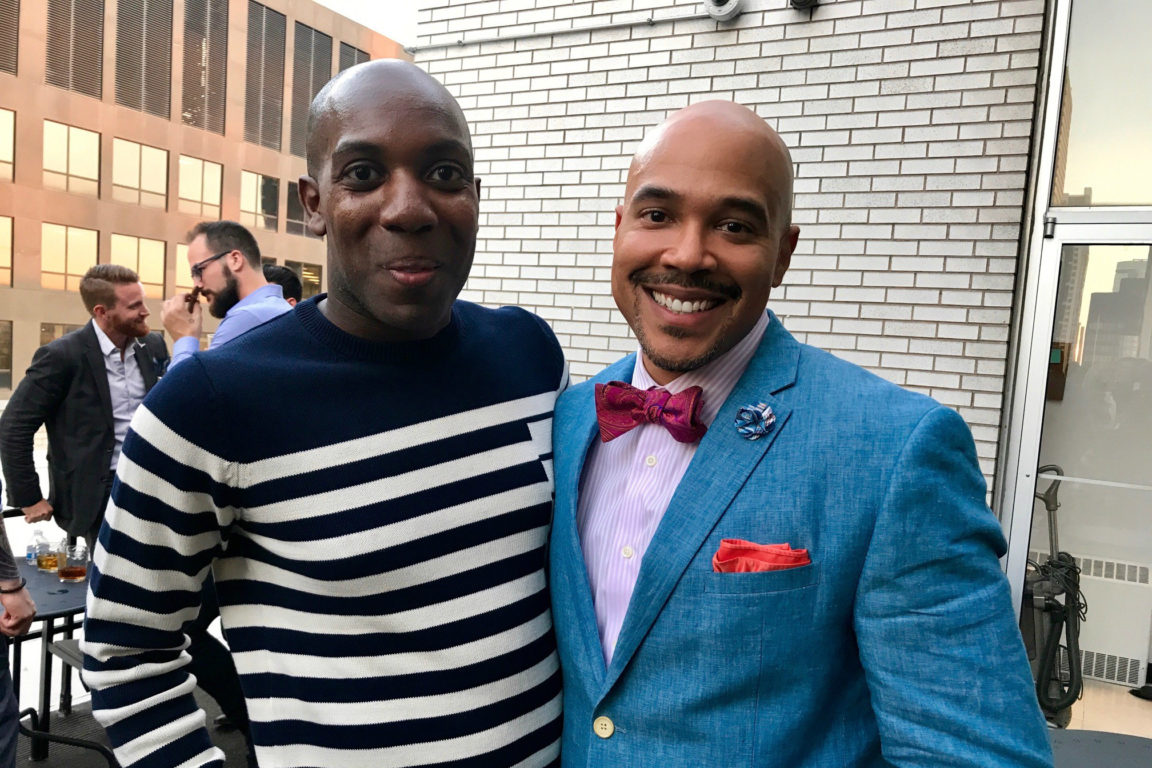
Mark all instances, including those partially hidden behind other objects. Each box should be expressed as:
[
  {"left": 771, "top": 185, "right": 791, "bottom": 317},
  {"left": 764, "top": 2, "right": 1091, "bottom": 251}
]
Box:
[{"left": 690, "top": 563, "right": 819, "bottom": 595}]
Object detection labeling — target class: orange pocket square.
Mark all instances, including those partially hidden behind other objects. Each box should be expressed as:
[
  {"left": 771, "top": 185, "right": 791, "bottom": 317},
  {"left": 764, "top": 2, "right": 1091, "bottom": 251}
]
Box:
[{"left": 712, "top": 539, "right": 811, "bottom": 573}]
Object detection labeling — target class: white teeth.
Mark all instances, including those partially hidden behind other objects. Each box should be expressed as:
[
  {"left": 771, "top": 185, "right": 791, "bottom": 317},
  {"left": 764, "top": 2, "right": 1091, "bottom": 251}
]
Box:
[{"left": 652, "top": 291, "right": 719, "bottom": 314}]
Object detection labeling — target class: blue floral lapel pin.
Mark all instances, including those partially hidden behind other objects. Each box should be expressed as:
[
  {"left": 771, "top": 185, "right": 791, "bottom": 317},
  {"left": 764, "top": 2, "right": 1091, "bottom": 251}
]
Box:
[{"left": 734, "top": 402, "right": 775, "bottom": 440}]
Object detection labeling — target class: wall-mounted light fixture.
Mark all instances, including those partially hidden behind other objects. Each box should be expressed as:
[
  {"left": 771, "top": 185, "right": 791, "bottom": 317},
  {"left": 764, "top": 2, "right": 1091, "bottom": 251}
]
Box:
[{"left": 703, "top": 0, "right": 743, "bottom": 22}]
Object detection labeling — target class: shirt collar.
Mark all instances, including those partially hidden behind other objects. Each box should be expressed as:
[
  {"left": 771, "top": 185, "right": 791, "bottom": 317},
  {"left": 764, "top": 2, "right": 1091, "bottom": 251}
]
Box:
[
  {"left": 92, "top": 321, "right": 131, "bottom": 359},
  {"left": 631, "top": 310, "right": 770, "bottom": 427},
  {"left": 228, "top": 283, "right": 285, "bottom": 316}
]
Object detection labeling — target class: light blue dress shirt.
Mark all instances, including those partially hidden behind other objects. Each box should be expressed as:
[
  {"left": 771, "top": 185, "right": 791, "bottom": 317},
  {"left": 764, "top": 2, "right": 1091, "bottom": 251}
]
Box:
[
  {"left": 92, "top": 322, "right": 148, "bottom": 470},
  {"left": 169, "top": 283, "right": 293, "bottom": 370}
]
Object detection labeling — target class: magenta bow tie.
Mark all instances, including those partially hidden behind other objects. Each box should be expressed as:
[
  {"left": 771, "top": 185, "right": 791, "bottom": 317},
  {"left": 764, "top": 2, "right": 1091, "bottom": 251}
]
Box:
[{"left": 594, "top": 381, "right": 707, "bottom": 443}]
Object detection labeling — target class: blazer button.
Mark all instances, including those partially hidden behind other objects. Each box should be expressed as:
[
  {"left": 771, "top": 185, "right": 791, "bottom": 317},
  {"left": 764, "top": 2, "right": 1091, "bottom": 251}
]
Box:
[{"left": 593, "top": 716, "right": 615, "bottom": 739}]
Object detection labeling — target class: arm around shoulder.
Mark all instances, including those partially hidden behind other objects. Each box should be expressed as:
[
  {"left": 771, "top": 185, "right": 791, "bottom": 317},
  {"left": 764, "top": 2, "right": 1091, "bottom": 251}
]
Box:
[{"left": 854, "top": 405, "right": 1053, "bottom": 767}]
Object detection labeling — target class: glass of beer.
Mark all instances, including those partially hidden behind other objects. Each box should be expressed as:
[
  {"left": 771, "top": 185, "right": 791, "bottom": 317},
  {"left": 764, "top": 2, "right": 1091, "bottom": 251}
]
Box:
[{"left": 58, "top": 542, "right": 88, "bottom": 582}]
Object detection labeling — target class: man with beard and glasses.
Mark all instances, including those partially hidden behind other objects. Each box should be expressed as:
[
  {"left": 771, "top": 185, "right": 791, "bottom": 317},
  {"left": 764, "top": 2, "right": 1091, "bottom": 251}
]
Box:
[
  {"left": 549, "top": 101, "right": 1053, "bottom": 767},
  {"left": 162, "top": 221, "right": 293, "bottom": 371},
  {"left": 84, "top": 60, "right": 564, "bottom": 768},
  {"left": 1, "top": 265, "right": 167, "bottom": 547}
]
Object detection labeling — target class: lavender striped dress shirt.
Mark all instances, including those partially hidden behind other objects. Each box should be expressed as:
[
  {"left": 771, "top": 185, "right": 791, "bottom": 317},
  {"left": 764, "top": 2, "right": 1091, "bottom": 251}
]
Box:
[{"left": 577, "top": 311, "right": 770, "bottom": 664}]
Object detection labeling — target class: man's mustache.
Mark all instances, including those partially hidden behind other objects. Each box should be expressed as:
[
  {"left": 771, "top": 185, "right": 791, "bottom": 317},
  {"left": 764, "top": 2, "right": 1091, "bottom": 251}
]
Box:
[{"left": 631, "top": 272, "right": 741, "bottom": 301}]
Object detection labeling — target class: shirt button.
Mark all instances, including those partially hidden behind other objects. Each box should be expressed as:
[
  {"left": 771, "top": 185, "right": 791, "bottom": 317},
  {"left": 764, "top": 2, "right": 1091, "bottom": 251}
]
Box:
[
  {"left": 593, "top": 716, "right": 615, "bottom": 739},
  {"left": 644, "top": 455, "right": 657, "bottom": 467},
  {"left": 621, "top": 545, "right": 634, "bottom": 559}
]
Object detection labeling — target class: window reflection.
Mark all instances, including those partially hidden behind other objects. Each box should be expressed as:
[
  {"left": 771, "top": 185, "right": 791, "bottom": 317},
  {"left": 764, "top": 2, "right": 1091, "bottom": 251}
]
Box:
[
  {"left": 1051, "top": 0, "right": 1152, "bottom": 206},
  {"left": 110, "top": 234, "right": 166, "bottom": 298},
  {"left": 175, "top": 243, "right": 193, "bottom": 290},
  {"left": 0, "top": 108, "right": 13, "bottom": 182},
  {"left": 39, "top": 322, "right": 83, "bottom": 346},
  {"left": 113, "top": 138, "right": 168, "bottom": 208},
  {"left": 179, "top": 155, "right": 222, "bottom": 218},
  {"left": 286, "top": 260, "right": 322, "bottom": 299},
  {"left": 240, "top": 171, "right": 279, "bottom": 232},
  {"left": 42, "top": 120, "right": 100, "bottom": 197},
  {"left": 41, "top": 223, "right": 97, "bottom": 291},
  {"left": 0, "top": 320, "right": 11, "bottom": 390},
  {"left": 0, "top": 216, "right": 11, "bottom": 287}
]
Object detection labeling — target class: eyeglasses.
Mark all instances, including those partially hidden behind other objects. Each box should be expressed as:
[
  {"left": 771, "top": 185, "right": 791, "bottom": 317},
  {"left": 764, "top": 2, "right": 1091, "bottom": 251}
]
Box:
[{"left": 190, "top": 250, "right": 231, "bottom": 280}]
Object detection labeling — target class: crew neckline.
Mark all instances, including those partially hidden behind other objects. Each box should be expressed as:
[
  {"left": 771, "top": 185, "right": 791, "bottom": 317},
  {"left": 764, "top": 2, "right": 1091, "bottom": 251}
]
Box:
[{"left": 295, "top": 294, "right": 462, "bottom": 362}]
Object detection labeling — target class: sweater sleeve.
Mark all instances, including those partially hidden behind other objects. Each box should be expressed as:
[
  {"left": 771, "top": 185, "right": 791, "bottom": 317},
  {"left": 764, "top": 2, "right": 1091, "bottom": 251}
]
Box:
[{"left": 82, "top": 356, "right": 235, "bottom": 768}]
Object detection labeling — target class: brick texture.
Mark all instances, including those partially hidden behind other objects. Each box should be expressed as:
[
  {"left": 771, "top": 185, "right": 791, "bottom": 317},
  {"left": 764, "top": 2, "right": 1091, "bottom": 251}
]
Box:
[{"left": 414, "top": 0, "right": 1044, "bottom": 477}]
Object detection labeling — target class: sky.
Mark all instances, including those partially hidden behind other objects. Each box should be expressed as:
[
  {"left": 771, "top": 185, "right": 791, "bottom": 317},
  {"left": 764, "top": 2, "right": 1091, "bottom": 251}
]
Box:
[{"left": 312, "top": 0, "right": 420, "bottom": 47}]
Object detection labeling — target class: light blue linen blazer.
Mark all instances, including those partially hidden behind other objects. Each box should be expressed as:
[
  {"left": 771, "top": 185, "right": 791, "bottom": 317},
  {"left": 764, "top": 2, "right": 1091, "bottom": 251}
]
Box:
[{"left": 550, "top": 312, "right": 1053, "bottom": 767}]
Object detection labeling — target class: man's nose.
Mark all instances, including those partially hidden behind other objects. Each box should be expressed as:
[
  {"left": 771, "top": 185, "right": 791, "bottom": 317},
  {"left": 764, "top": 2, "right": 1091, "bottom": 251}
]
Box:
[
  {"left": 379, "top": 173, "right": 437, "bottom": 233},
  {"left": 659, "top": 223, "right": 715, "bottom": 272}
]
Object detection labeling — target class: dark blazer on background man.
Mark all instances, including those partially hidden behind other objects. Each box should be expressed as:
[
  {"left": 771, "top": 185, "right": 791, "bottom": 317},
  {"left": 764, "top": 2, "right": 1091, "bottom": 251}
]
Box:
[{"left": 0, "top": 321, "right": 167, "bottom": 537}]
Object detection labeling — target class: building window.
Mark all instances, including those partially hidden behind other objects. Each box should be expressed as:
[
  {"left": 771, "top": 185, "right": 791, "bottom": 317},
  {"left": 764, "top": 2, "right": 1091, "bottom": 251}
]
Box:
[
  {"left": 0, "top": 216, "right": 11, "bottom": 286},
  {"left": 0, "top": 0, "right": 18, "bottom": 75},
  {"left": 46, "top": 0, "right": 104, "bottom": 99},
  {"left": 240, "top": 171, "right": 278, "bottom": 232},
  {"left": 290, "top": 22, "right": 331, "bottom": 158},
  {"left": 338, "top": 41, "right": 368, "bottom": 73},
  {"left": 41, "top": 223, "right": 97, "bottom": 291},
  {"left": 110, "top": 234, "right": 165, "bottom": 299},
  {"left": 244, "top": 1, "right": 286, "bottom": 151},
  {"left": 39, "top": 322, "right": 83, "bottom": 346},
  {"left": 112, "top": 138, "right": 168, "bottom": 208},
  {"left": 182, "top": 0, "right": 227, "bottom": 134},
  {"left": 178, "top": 155, "right": 221, "bottom": 218},
  {"left": 42, "top": 120, "right": 100, "bottom": 197},
  {"left": 0, "top": 319, "right": 11, "bottom": 390},
  {"left": 285, "top": 260, "right": 321, "bottom": 299},
  {"left": 174, "top": 242, "right": 193, "bottom": 290},
  {"left": 115, "top": 0, "right": 173, "bottom": 119},
  {"left": 285, "top": 180, "right": 319, "bottom": 238},
  {"left": 0, "top": 108, "right": 13, "bottom": 182}
]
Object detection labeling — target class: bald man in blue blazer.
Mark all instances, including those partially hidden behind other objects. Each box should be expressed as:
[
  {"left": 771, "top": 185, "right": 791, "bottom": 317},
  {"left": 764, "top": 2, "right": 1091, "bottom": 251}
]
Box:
[{"left": 549, "top": 101, "right": 1053, "bottom": 767}]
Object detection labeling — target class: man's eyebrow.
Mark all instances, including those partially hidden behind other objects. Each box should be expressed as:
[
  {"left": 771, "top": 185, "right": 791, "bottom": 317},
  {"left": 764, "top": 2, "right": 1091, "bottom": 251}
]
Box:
[
  {"left": 330, "top": 140, "right": 383, "bottom": 160},
  {"left": 330, "top": 138, "right": 473, "bottom": 162},
  {"left": 630, "top": 185, "right": 679, "bottom": 205},
  {"left": 719, "top": 195, "right": 770, "bottom": 224}
]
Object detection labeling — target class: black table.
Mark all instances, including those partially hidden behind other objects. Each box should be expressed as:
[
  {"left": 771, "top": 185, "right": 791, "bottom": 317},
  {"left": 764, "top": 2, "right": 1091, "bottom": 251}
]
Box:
[
  {"left": 1050, "top": 728, "right": 1152, "bottom": 766},
  {"left": 6, "top": 559, "right": 88, "bottom": 760}
]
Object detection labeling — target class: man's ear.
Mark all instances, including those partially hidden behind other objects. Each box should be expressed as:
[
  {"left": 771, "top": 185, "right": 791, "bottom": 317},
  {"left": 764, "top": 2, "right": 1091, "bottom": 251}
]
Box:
[
  {"left": 772, "top": 225, "right": 800, "bottom": 287},
  {"left": 615, "top": 205, "right": 623, "bottom": 231},
  {"left": 91, "top": 304, "right": 108, "bottom": 321},
  {"left": 299, "top": 176, "right": 327, "bottom": 238},
  {"left": 227, "top": 249, "right": 247, "bottom": 273}
]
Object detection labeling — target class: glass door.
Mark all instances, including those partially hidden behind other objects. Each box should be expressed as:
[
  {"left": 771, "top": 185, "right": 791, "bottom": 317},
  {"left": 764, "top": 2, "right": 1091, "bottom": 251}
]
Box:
[{"left": 1007, "top": 225, "right": 1152, "bottom": 733}]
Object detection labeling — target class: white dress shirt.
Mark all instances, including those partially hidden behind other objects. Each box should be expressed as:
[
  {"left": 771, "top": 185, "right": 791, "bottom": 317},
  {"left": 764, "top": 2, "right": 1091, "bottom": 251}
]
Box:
[
  {"left": 92, "top": 323, "right": 148, "bottom": 471},
  {"left": 577, "top": 311, "right": 770, "bottom": 664}
]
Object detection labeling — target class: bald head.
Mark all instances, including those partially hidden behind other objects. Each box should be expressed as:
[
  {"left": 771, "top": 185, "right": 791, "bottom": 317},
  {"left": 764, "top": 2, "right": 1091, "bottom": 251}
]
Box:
[
  {"left": 628, "top": 100, "right": 795, "bottom": 231},
  {"left": 306, "top": 59, "right": 472, "bottom": 179}
]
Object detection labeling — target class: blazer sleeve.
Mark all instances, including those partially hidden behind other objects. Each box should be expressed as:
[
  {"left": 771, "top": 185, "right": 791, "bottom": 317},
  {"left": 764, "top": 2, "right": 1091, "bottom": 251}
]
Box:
[
  {"left": 0, "top": 342, "right": 71, "bottom": 508},
  {"left": 853, "top": 405, "right": 1054, "bottom": 768}
]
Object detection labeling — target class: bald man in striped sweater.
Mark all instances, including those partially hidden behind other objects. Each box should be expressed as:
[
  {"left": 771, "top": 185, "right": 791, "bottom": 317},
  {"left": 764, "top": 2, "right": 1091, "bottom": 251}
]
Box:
[{"left": 83, "top": 60, "right": 564, "bottom": 768}]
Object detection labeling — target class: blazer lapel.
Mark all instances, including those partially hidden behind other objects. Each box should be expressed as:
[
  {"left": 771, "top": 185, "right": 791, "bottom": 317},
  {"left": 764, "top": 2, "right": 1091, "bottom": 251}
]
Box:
[
  {"left": 133, "top": 340, "right": 160, "bottom": 390},
  {"left": 603, "top": 314, "right": 802, "bottom": 691},
  {"left": 82, "top": 322, "right": 115, "bottom": 430},
  {"left": 551, "top": 355, "right": 638, "bottom": 687}
]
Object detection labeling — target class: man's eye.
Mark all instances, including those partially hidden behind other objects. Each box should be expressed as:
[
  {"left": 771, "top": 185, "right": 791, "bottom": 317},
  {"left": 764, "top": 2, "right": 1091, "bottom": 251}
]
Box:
[
  {"left": 641, "top": 210, "right": 668, "bottom": 223},
  {"left": 345, "top": 165, "right": 381, "bottom": 184},
  {"left": 428, "top": 164, "right": 468, "bottom": 184},
  {"left": 719, "top": 221, "right": 750, "bottom": 234}
]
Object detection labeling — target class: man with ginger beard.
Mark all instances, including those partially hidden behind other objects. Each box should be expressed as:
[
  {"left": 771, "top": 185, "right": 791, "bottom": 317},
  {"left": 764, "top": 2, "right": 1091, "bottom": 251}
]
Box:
[
  {"left": 548, "top": 101, "right": 1053, "bottom": 767},
  {"left": 84, "top": 60, "right": 564, "bottom": 768},
  {"left": 1, "top": 264, "right": 167, "bottom": 547}
]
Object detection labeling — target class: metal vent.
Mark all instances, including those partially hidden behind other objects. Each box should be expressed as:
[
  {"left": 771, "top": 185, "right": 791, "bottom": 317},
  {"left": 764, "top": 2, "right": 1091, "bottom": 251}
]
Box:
[
  {"left": 115, "top": 0, "right": 172, "bottom": 118},
  {"left": 1077, "top": 649, "right": 1144, "bottom": 686},
  {"left": 338, "top": 41, "right": 368, "bottom": 72},
  {"left": 1029, "top": 551, "right": 1150, "bottom": 585},
  {"left": 181, "top": 0, "right": 227, "bottom": 134},
  {"left": 289, "top": 22, "right": 331, "bottom": 158},
  {"left": 46, "top": 0, "right": 105, "bottom": 99},
  {"left": 0, "top": 0, "right": 18, "bottom": 75},
  {"left": 244, "top": 0, "right": 285, "bottom": 151}
]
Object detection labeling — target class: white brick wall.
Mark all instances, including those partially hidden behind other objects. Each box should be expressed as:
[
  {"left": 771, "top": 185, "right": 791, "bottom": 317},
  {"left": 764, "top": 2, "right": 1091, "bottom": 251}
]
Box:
[{"left": 414, "top": 0, "right": 1045, "bottom": 477}]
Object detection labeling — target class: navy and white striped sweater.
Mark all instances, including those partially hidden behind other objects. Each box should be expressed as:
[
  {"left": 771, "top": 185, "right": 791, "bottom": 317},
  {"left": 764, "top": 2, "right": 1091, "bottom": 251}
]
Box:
[{"left": 83, "top": 298, "right": 566, "bottom": 768}]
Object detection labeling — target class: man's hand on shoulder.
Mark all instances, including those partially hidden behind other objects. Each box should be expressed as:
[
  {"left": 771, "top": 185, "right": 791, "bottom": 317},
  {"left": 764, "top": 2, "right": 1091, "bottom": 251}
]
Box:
[
  {"left": 22, "top": 499, "right": 52, "bottom": 523},
  {"left": 0, "top": 585, "right": 35, "bottom": 637},
  {"left": 162, "top": 294, "right": 203, "bottom": 341}
]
